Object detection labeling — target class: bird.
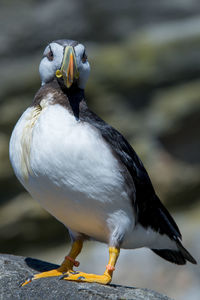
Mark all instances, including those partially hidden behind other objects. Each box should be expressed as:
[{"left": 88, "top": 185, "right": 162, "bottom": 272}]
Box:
[{"left": 9, "top": 39, "right": 197, "bottom": 286}]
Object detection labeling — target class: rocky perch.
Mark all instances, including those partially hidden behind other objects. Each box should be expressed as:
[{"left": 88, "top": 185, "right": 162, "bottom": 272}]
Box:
[{"left": 0, "top": 254, "right": 172, "bottom": 300}]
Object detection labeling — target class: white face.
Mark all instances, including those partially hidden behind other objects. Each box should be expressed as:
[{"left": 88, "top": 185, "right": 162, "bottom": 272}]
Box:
[{"left": 39, "top": 41, "right": 90, "bottom": 89}]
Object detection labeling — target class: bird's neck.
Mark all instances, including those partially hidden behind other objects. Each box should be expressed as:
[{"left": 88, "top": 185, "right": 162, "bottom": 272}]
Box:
[{"left": 32, "top": 79, "right": 86, "bottom": 121}]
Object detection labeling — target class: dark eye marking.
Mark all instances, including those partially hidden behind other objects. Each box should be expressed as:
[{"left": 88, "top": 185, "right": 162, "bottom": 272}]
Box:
[
  {"left": 47, "top": 46, "right": 54, "bottom": 61},
  {"left": 82, "top": 50, "right": 87, "bottom": 63}
]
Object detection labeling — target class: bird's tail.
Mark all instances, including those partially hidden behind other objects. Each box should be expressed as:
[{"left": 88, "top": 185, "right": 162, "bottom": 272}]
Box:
[{"left": 152, "top": 240, "right": 197, "bottom": 265}]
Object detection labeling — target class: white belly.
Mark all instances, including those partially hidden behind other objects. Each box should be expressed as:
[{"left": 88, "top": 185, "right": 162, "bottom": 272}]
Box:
[{"left": 9, "top": 102, "right": 134, "bottom": 245}]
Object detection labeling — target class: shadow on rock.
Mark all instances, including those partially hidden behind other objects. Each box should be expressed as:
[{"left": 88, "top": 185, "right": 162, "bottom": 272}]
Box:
[{"left": 25, "top": 257, "right": 59, "bottom": 273}]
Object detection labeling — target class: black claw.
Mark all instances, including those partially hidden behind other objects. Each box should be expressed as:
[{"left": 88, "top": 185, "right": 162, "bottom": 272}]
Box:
[
  {"left": 70, "top": 271, "right": 80, "bottom": 275},
  {"left": 59, "top": 274, "right": 69, "bottom": 280},
  {"left": 20, "top": 275, "right": 34, "bottom": 287},
  {"left": 78, "top": 276, "right": 85, "bottom": 280}
]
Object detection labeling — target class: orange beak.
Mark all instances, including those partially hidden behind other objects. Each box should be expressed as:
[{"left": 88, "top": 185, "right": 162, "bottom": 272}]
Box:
[{"left": 56, "top": 46, "right": 79, "bottom": 88}]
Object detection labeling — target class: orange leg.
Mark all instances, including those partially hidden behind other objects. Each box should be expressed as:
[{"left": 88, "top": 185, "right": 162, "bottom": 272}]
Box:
[
  {"left": 61, "top": 247, "right": 120, "bottom": 284},
  {"left": 22, "top": 240, "right": 83, "bottom": 286}
]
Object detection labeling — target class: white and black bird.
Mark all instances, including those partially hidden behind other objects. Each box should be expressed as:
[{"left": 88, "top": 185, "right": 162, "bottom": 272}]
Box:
[{"left": 9, "top": 39, "right": 196, "bottom": 285}]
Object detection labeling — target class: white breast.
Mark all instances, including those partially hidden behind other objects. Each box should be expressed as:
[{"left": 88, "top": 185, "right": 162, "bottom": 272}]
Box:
[
  {"left": 10, "top": 97, "right": 176, "bottom": 251},
  {"left": 9, "top": 99, "right": 135, "bottom": 244}
]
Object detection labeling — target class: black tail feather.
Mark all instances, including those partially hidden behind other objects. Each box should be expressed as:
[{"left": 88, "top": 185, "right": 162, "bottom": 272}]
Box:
[
  {"left": 176, "top": 240, "right": 197, "bottom": 265},
  {"left": 152, "top": 249, "right": 186, "bottom": 265},
  {"left": 152, "top": 241, "right": 197, "bottom": 265}
]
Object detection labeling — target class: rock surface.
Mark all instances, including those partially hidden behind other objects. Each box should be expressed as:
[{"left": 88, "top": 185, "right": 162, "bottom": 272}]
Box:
[{"left": 0, "top": 254, "right": 172, "bottom": 300}]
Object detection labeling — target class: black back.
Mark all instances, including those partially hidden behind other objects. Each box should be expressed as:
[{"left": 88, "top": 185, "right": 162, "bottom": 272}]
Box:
[{"left": 77, "top": 99, "right": 182, "bottom": 240}]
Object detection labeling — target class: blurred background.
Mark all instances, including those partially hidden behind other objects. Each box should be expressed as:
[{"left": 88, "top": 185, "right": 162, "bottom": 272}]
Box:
[{"left": 0, "top": 0, "right": 200, "bottom": 299}]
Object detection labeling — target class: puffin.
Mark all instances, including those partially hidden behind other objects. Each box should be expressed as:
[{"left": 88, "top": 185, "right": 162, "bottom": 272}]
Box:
[{"left": 9, "top": 39, "right": 196, "bottom": 285}]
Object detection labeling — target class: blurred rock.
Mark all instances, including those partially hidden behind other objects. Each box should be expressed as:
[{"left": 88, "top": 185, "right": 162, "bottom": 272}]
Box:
[{"left": 0, "top": 193, "right": 69, "bottom": 253}]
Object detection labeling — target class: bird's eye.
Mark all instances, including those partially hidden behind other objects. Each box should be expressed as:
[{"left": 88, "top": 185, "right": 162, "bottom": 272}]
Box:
[
  {"left": 82, "top": 51, "right": 87, "bottom": 63},
  {"left": 47, "top": 50, "right": 54, "bottom": 61}
]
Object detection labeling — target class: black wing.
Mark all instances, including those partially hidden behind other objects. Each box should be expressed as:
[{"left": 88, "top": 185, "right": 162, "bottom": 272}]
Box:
[{"left": 80, "top": 106, "right": 181, "bottom": 240}]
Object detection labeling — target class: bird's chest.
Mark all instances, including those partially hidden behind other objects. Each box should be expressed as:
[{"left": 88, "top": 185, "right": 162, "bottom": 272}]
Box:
[
  {"left": 29, "top": 103, "right": 121, "bottom": 188},
  {"left": 10, "top": 102, "right": 126, "bottom": 229},
  {"left": 11, "top": 102, "right": 117, "bottom": 180}
]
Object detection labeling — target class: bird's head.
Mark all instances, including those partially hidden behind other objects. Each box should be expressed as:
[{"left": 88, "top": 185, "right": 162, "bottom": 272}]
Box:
[{"left": 39, "top": 39, "right": 90, "bottom": 90}]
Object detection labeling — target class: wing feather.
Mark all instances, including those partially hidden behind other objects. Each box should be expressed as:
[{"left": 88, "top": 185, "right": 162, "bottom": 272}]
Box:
[{"left": 80, "top": 106, "right": 181, "bottom": 239}]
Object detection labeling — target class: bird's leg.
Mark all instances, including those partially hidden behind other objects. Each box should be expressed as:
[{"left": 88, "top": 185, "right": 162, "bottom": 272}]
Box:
[
  {"left": 61, "top": 247, "right": 120, "bottom": 284},
  {"left": 59, "top": 239, "right": 83, "bottom": 272},
  {"left": 22, "top": 239, "right": 83, "bottom": 286}
]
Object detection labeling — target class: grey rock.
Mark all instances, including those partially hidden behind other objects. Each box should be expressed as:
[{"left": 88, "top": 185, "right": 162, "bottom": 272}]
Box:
[{"left": 0, "top": 254, "right": 172, "bottom": 300}]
